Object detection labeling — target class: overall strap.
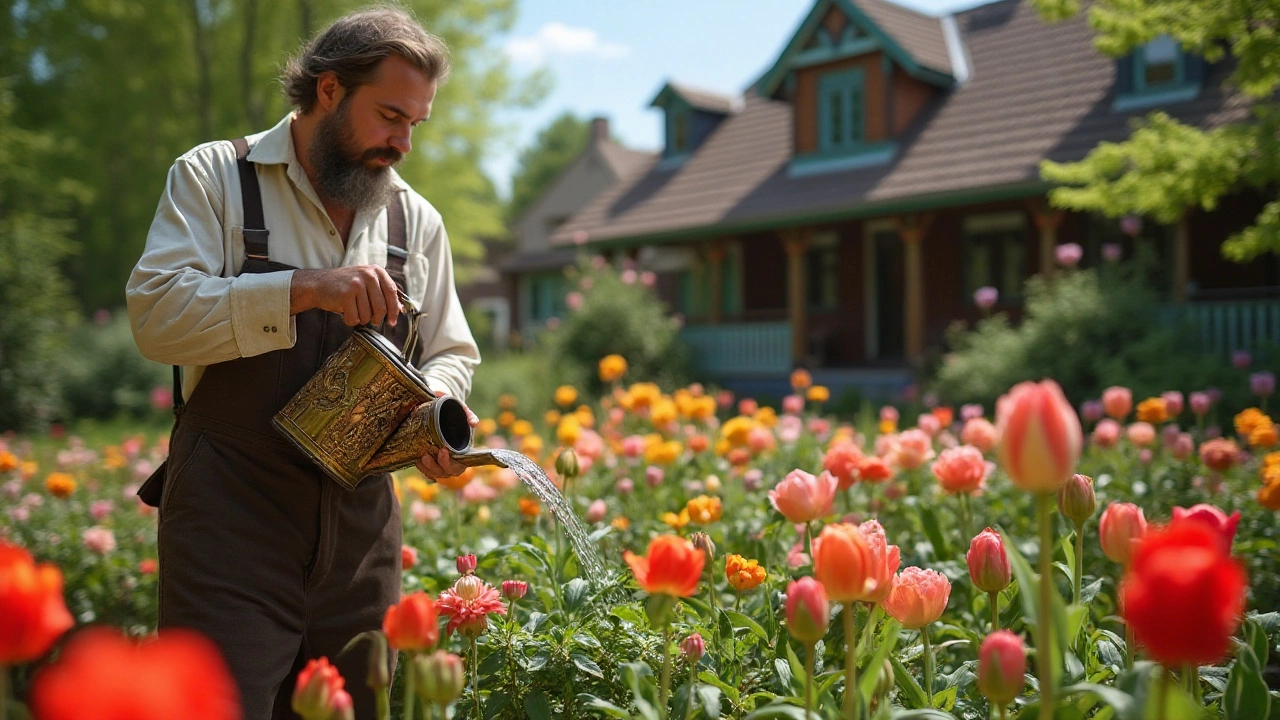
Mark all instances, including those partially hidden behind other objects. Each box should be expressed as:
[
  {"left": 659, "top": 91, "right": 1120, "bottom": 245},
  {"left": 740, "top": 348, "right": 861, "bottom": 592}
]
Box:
[
  {"left": 231, "top": 137, "right": 270, "bottom": 261},
  {"left": 385, "top": 191, "right": 408, "bottom": 290}
]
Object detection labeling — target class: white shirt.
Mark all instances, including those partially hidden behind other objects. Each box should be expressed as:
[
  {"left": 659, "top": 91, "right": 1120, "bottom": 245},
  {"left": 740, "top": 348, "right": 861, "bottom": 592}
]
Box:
[{"left": 126, "top": 113, "right": 480, "bottom": 402}]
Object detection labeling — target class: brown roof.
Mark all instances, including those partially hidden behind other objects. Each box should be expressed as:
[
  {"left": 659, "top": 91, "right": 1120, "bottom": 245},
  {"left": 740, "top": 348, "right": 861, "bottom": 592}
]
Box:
[
  {"left": 860, "top": 0, "right": 953, "bottom": 75},
  {"left": 664, "top": 81, "right": 744, "bottom": 115},
  {"left": 597, "top": 141, "right": 659, "bottom": 180},
  {"left": 551, "top": 0, "right": 1251, "bottom": 246}
]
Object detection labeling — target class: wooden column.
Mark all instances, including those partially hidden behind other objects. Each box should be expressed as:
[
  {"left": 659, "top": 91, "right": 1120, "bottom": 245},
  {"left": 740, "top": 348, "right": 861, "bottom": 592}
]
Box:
[
  {"left": 1173, "top": 213, "right": 1190, "bottom": 302},
  {"left": 782, "top": 229, "right": 811, "bottom": 365},
  {"left": 895, "top": 214, "right": 932, "bottom": 363},
  {"left": 1029, "top": 203, "right": 1065, "bottom": 277},
  {"left": 706, "top": 240, "right": 727, "bottom": 324}
]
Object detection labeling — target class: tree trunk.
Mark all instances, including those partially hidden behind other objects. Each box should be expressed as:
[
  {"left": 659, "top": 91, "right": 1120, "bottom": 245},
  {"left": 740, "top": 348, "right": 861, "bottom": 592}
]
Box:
[{"left": 187, "top": 0, "right": 214, "bottom": 141}]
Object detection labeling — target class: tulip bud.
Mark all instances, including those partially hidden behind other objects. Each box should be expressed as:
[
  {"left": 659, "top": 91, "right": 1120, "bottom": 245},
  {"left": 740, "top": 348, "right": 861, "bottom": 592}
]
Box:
[
  {"left": 966, "top": 528, "right": 1011, "bottom": 594},
  {"left": 680, "top": 633, "right": 705, "bottom": 662},
  {"left": 1099, "top": 502, "right": 1147, "bottom": 566},
  {"left": 996, "top": 380, "right": 1082, "bottom": 492},
  {"left": 978, "top": 631, "right": 1026, "bottom": 708},
  {"left": 456, "top": 554, "right": 477, "bottom": 575},
  {"left": 690, "top": 531, "right": 716, "bottom": 562},
  {"left": 785, "top": 577, "right": 830, "bottom": 645},
  {"left": 413, "top": 650, "right": 466, "bottom": 705},
  {"left": 1057, "top": 474, "right": 1096, "bottom": 526},
  {"left": 555, "top": 448, "right": 580, "bottom": 480},
  {"left": 501, "top": 580, "right": 528, "bottom": 601},
  {"left": 585, "top": 499, "right": 607, "bottom": 524},
  {"left": 366, "top": 631, "right": 389, "bottom": 691},
  {"left": 292, "top": 657, "right": 354, "bottom": 720}
]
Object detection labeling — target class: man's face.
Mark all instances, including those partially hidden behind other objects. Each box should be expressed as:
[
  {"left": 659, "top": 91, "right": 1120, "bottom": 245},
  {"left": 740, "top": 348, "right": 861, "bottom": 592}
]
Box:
[{"left": 308, "top": 54, "right": 437, "bottom": 212}]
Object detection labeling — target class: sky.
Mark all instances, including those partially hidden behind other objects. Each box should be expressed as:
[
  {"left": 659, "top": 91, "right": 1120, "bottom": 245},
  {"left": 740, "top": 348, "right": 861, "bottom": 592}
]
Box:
[{"left": 483, "top": 0, "right": 990, "bottom": 198}]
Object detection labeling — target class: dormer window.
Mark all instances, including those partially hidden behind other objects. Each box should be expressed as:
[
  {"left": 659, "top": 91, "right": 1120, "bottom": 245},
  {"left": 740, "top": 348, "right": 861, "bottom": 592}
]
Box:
[
  {"left": 819, "top": 68, "right": 865, "bottom": 152},
  {"left": 1137, "top": 35, "right": 1180, "bottom": 90},
  {"left": 671, "top": 110, "right": 689, "bottom": 155},
  {"left": 1113, "top": 34, "right": 1202, "bottom": 112}
]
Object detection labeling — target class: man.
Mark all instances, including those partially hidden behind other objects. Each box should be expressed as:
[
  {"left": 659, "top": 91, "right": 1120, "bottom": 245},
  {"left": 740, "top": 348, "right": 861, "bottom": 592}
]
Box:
[{"left": 125, "top": 8, "right": 479, "bottom": 718}]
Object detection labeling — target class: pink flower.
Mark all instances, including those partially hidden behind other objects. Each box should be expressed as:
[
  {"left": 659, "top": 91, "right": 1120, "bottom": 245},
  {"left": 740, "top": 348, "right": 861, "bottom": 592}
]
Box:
[
  {"left": 768, "top": 469, "right": 837, "bottom": 523},
  {"left": 967, "top": 528, "right": 1011, "bottom": 594},
  {"left": 738, "top": 398, "right": 759, "bottom": 416},
  {"left": 411, "top": 501, "right": 441, "bottom": 524},
  {"left": 1092, "top": 419, "right": 1121, "bottom": 448},
  {"left": 620, "top": 269, "right": 637, "bottom": 284},
  {"left": 961, "top": 404, "right": 985, "bottom": 421},
  {"left": 786, "top": 542, "right": 810, "bottom": 569},
  {"left": 716, "top": 390, "right": 734, "bottom": 409},
  {"left": 1099, "top": 502, "right": 1147, "bottom": 565},
  {"left": 785, "top": 577, "right": 829, "bottom": 644},
  {"left": 621, "top": 435, "right": 646, "bottom": 459},
  {"left": 894, "top": 429, "right": 935, "bottom": 470},
  {"left": 615, "top": 478, "right": 634, "bottom": 494},
  {"left": 743, "top": 469, "right": 763, "bottom": 491},
  {"left": 640, "top": 271, "right": 656, "bottom": 287},
  {"left": 1102, "top": 242, "right": 1124, "bottom": 262},
  {"left": 501, "top": 580, "right": 527, "bottom": 600},
  {"left": 1232, "top": 351, "right": 1252, "bottom": 369},
  {"left": 882, "top": 567, "right": 951, "bottom": 629},
  {"left": 1171, "top": 504, "right": 1241, "bottom": 552},
  {"left": 679, "top": 633, "right": 705, "bottom": 662},
  {"left": 879, "top": 406, "right": 900, "bottom": 424},
  {"left": 916, "top": 413, "right": 942, "bottom": 437},
  {"left": 782, "top": 395, "right": 805, "bottom": 415},
  {"left": 89, "top": 500, "right": 114, "bottom": 521},
  {"left": 857, "top": 520, "right": 901, "bottom": 604},
  {"left": 645, "top": 466, "right": 664, "bottom": 487},
  {"left": 461, "top": 480, "right": 497, "bottom": 503},
  {"left": 778, "top": 416, "right": 802, "bottom": 444},
  {"left": 823, "top": 442, "right": 864, "bottom": 490},
  {"left": 1252, "top": 371, "right": 1276, "bottom": 397},
  {"left": 148, "top": 386, "right": 173, "bottom": 412},
  {"left": 402, "top": 545, "right": 418, "bottom": 570},
  {"left": 1126, "top": 422, "right": 1156, "bottom": 447},
  {"left": 1189, "top": 392, "right": 1212, "bottom": 416},
  {"left": 960, "top": 419, "right": 999, "bottom": 453},
  {"left": 1170, "top": 433, "right": 1195, "bottom": 460},
  {"left": 1102, "top": 386, "right": 1132, "bottom": 420},
  {"left": 456, "top": 554, "right": 477, "bottom": 575},
  {"left": 973, "top": 286, "right": 998, "bottom": 310},
  {"left": 1080, "top": 400, "right": 1104, "bottom": 423},
  {"left": 82, "top": 527, "right": 116, "bottom": 555},
  {"left": 978, "top": 631, "right": 1026, "bottom": 707},
  {"left": 931, "top": 445, "right": 988, "bottom": 494},
  {"left": 1161, "top": 391, "right": 1184, "bottom": 417},
  {"left": 438, "top": 575, "right": 507, "bottom": 638},
  {"left": 806, "top": 417, "right": 832, "bottom": 439},
  {"left": 586, "top": 499, "right": 607, "bottom": 524},
  {"left": 1055, "top": 243, "right": 1083, "bottom": 268}
]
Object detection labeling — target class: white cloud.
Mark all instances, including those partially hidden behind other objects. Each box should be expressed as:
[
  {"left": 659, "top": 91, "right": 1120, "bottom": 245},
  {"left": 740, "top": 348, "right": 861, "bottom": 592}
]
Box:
[{"left": 504, "top": 22, "right": 630, "bottom": 66}]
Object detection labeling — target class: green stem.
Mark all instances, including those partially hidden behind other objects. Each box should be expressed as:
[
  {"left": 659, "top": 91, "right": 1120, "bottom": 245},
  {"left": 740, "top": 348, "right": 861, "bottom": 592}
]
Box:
[
  {"left": 735, "top": 591, "right": 742, "bottom": 613},
  {"left": 988, "top": 591, "right": 1000, "bottom": 631},
  {"left": 998, "top": 703, "right": 1007, "bottom": 720},
  {"left": 805, "top": 522, "right": 814, "bottom": 563},
  {"left": 685, "top": 656, "right": 699, "bottom": 720},
  {"left": 1125, "top": 612, "right": 1135, "bottom": 669},
  {"left": 377, "top": 683, "right": 390, "bottom": 720},
  {"left": 404, "top": 652, "right": 416, "bottom": 720},
  {"left": 922, "top": 627, "right": 935, "bottom": 705},
  {"left": 843, "top": 602, "right": 860, "bottom": 720},
  {"left": 805, "top": 642, "right": 817, "bottom": 720},
  {"left": 1073, "top": 522, "right": 1085, "bottom": 606},
  {"left": 958, "top": 493, "right": 972, "bottom": 543},
  {"left": 470, "top": 638, "right": 481, "bottom": 720},
  {"left": 1157, "top": 666, "right": 1171, "bottom": 720},
  {"left": 707, "top": 564, "right": 720, "bottom": 653},
  {"left": 660, "top": 625, "right": 673, "bottom": 720},
  {"left": 1036, "top": 493, "right": 1056, "bottom": 720}
]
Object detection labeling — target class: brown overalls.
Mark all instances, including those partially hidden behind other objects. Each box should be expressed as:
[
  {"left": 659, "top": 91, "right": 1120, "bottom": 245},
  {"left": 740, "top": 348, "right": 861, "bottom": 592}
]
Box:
[{"left": 139, "top": 138, "right": 410, "bottom": 719}]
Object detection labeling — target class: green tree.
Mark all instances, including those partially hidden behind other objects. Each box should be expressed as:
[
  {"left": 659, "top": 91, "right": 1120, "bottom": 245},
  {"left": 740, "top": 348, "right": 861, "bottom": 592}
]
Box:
[
  {"left": 2, "top": 0, "right": 546, "bottom": 309},
  {"left": 506, "top": 111, "right": 590, "bottom": 225},
  {"left": 1031, "top": 0, "right": 1280, "bottom": 260}
]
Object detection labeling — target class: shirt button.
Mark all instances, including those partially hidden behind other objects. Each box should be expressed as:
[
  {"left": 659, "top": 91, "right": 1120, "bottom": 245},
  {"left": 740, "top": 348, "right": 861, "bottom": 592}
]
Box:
[
  {"left": 272, "top": 326, "right": 278, "bottom": 333},
  {"left": 330, "top": 229, "right": 336, "bottom": 236}
]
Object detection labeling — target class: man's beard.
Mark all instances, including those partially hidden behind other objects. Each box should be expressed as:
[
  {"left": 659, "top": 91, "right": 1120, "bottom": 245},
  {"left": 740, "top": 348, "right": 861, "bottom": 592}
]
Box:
[{"left": 307, "top": 98, "right": 402, "bottom": 213}]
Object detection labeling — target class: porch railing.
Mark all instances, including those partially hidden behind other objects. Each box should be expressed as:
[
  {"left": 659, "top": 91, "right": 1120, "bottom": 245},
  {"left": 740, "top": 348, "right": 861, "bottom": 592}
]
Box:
[
  {"left": 679, "top": 322, "right": 792, "bottom": 375},
  {"left": 1160, "top": 298, "right": 1280, "bottom": 355}
]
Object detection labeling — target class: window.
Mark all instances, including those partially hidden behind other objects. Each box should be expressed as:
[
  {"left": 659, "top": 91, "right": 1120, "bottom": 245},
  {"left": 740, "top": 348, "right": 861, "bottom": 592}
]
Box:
[
  {"left": 806, "top": 233, "right": 840, "bottom": 310},
  {"left": 672, "top": 111, "right": 688, "bottom": 154},
  {"left": 818, "top": 68, "right": 865, "bottom": 153},
  {"left": 962, "top": 215, "right": 1028, "bottom": 303},
  {"left": 1138, "top": 35, "right": 1180, "bottom": 89}
]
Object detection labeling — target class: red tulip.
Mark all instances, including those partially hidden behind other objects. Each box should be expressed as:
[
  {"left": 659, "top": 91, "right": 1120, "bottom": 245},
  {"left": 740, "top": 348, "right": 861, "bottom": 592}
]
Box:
[
  {"left": 967, "top": 528, "right": 1011, "bottom": 594},
  {"left": 31, "top": 627, "right": 240, "bottom": 720},
  {"left": 623, "top": 535, "right": 704, "bottom": 598},
  {"left": 822, "top": 442, "right": 863, "bottom": 490},
  {"left": 401, "top": 545, "right": 418, "bottom": 571},
  {"left": 1171, "top": 504, "right": 1240, "bottom": 552},
  {"left": 785, "top": 577, "right": 830, "bottom": 644},
  {"left": 997, "top": 380, "right": 1082, "bottom": 492},
  {"left": 292, "top": 657, "right": 354, "bottom": 720},
  {"left": 0, "top": 541, "right": 74, "bottom": 664},
  {"left": 456, "top": 554, "right": 477, "bottom": 575},
  {"left": 382, "top": 592, "right": 440, "bottom": 651},
  {"left": 978, "top": 631, "right": 1026, "bottom": 707},
  {"left": 1121, "top": 521, "right": 1247, "bottom": 666},
  {"left": 501, "top": 580, "right": 528, "bottom": 601}
]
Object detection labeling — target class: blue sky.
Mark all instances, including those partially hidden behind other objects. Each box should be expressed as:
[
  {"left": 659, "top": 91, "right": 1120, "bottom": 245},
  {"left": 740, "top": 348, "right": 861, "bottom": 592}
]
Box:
[{"left": 484, "top": 0, "right": 990, "bottom": 197}]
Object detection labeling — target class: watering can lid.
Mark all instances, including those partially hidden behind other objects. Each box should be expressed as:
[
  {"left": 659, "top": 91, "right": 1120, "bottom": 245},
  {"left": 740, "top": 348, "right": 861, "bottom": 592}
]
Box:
[{"left": 355, "top": 327, "right": 436, "bottom": 398}]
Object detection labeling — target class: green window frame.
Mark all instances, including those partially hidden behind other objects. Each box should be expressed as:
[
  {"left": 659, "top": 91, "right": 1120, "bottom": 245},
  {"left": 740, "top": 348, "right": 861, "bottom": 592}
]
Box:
[{"left": 818, "top": 67, "right": 865, "bottom": 154}]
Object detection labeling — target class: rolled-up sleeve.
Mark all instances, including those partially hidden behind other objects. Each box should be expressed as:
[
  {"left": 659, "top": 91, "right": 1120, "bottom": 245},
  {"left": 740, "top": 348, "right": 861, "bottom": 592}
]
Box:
[
  {"left": 413, "top": 217, "right": 480, "bottom": 401},
  {"left": 126, "top": 153, "right": 295, "bottom": 365}
]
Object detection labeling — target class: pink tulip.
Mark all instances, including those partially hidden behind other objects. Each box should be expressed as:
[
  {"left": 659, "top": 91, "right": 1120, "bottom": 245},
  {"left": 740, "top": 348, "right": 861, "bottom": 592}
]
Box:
[
  {"left": 785, "top": 577, "right": 830, "bottom": 644},
  {"left": 960, "top": 418, "right": 1000, "bottom": 453},
  {"left": 879, "top": 406, "right": 900, "bottom": 424},
  {"left": 857, "top": 520, "right": 901, "bottom": 604},
  {"left": 1102, "top": 386, "right": 1132, "bottom": 420},
  {"left": 916, "top": 413, "right": 942, "bottom": 437},
  {"left": 996, "top": 380, "right": 1082, "bottom": 492},
  {"left": 894, "top": 429, "right": 935, "bottom": 470},
  {"left": 782, "top": 395, "right": 805, "bottom": 415},
  {"left": 680, "top": 633, "right": 704, "bottom": 661},
  {"left": 1099, "top": 502, "right": 1147, "bottom": 565},
  {"left": 1102, "top": 242, "right": 1124, "bottom": 261},
  {"left": 978, "top": 631, "right": 1026, "bottom": 707},
  {"left": 1189, "top": 391, "right": 1212, "bottom": 416},
  {"left": 1252, "top": 371, "right": 1276, "bottom": 397},
  {"left": 1232, "top": 351, "right": 1252, "bottom": 369},
  {"left": 967, "top": 528, "right": 1011, "bottom": 594},
  {"left": 1171, "top": 504, "right": 1241, "bottom": 552},
  {"left": 1054, "top": 242, "right": 1083, "bottom": 268},
  {"left": 882, "top": 567, "right": 951, "bottom": 629},
  {"left": 1169, "top": 432, "right": 1195, "bottom": 460},
  {"left": 974, "top": 286, "right": 999, "bottom": 310},
  {"left": 1126, "top": 422, "right": 1156, "bottom": 447},
  {"left": 585, "top": 499, "right": 607, "bottom": 524},
  {"left": 931, "top": 445, "right": 988, "bottom": 494},
  {"left": 961, "top": 404, "right": 985, "bottom": 421},
  {"left": 1080, "top": 400, "right": 1105, "bottom": 423},
  {"left": 768, "top": 469, "right": 837, "bottom": 523},
  {"left": 1092, "top": 419, "right": 1121, "bottom": 448},
  {"left": 738, "top": 398, "right": 759, "bottom": 416},
  {"left": 1161, "top": 391, "right": 1184, "bottom": 417}
]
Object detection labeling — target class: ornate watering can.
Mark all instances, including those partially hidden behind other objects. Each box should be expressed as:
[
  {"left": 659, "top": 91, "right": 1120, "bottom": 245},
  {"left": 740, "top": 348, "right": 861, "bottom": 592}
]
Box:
[{"left": 272, "top": 294, "right": 506, "bottom": 490}]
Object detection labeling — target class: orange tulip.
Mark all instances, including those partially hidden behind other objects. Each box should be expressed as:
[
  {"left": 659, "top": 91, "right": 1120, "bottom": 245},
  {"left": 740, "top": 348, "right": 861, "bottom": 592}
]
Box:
[
  {"left": 811, "top": 523, "right": 877, "bottom": 602},
  {"left": 623, "top": 535, "right": 704, "bottom": 598},
  {"left": 382, "top": 592, "right": 440, "bottom": 651},
  {"left": 724, "top": 554, "right": 767, "bottom": 592},
  {"left": 0, "top": 541, "right": 74, "bottom": 663},
  {"left": 996, "top": 380, "right": 1082, "bottom": 492},
  {"left": 857, "top": 520, "right": 901, "bottom": 603},
  {"left": 882, "top": 567, "right": 951, "bottom": 629}
]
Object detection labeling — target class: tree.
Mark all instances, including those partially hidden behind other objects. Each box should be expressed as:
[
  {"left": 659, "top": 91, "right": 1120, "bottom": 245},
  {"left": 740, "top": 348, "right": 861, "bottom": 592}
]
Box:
[
  {"left": 1, "top": 0, "right": 546, "bottom": 309},
  {"left": 1032, "top": 0, "right": 1280, "bottom": 260},
  {"left": 506, "top": 111, "right": 591, "bottom": 226}
]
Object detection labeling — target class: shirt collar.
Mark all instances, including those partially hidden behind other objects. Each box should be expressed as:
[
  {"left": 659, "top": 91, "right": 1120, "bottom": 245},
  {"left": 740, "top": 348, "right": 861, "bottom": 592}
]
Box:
[{"left": 247, "top": 112, "right": 410, "bottom": 191}]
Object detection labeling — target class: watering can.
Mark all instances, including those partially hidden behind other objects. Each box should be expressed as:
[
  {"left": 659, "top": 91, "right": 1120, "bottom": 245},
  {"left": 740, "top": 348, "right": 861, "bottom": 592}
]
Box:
[{"left": 272, "top": 293, "right": 506, "bottom": 490}]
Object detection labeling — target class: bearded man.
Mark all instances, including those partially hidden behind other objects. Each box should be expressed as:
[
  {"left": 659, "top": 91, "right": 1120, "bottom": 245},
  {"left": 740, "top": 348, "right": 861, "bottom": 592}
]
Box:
[{"left": 125, "top": 8, "right": 479, "bottom": 718}]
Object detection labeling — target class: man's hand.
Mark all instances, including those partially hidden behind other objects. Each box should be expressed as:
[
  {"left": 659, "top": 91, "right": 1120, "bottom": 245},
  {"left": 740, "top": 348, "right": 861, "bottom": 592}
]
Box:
[
  {"left": 291, "top": 266, "right": 401, "bottom": 327},
  {"left": 415, "top": 391, "right": 481, "bottom": 481}
]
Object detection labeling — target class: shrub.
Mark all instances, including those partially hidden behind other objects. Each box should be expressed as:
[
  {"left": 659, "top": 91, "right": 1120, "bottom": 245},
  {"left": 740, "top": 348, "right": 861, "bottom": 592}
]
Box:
[{"left": 58, "top": 312, "right": 170, "bottom": 422}]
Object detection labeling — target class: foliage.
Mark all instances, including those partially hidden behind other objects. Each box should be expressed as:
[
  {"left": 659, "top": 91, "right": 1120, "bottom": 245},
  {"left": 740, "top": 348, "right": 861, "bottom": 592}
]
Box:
[
  {"left": 542, "top": 261, "right": 690, "bottom": 395},
  {"left": 58, "top": 312, "right": 170, "bottom": 423},
  {"left": 0, "top": 84, "right": 85, "bottom": 431},
  {"left": 506, "top": 111, "right": 591, "bottom": 226},
  {"left": 0, "top": 0, "right": 548, "bottom": 309},
  {"left": 1031, "top": 0, "right": 1280, "bottom": 259},
  {"left": 467, "top": 351, "right": 562, "bottom": 422},
  {"left": 933, "top": 258, "right": 1246, "bottom": 410}
]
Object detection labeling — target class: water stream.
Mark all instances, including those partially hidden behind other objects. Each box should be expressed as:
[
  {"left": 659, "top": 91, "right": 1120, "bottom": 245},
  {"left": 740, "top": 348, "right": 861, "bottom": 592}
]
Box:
[{"left": 489, "top": 449, "right": 611, "bottom": 588}]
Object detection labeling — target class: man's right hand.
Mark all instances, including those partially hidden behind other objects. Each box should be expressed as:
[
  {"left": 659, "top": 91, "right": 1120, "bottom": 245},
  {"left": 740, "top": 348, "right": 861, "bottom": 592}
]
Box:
[{"left": 291, "top": 266, "right": 401, "bottom": 327}]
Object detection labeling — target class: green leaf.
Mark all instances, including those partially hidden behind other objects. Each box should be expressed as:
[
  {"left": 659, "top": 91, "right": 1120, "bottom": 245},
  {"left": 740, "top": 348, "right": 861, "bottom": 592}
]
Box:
[
  {"left": 483, "top": 689, "right": 510, "bottom": 719},
  {"left": 523, "top": 691, "right": 553, "bottom": 720},
  {"left": 919, "top": 506, "right": 953, "bottom": 560},
  {"left": 858, "top": 617, "right": 902, "bottom": 701},
  {"left": 774, "top": 657, "right": 797, "bottom": 695},
  {"left": 695, "top": 684, "right": 722, "bottom": 719},
  {"left": 564, "top": 577, "right": 590, "bottom": 612},
  {"left": 698, "top": 671, "right": 741, "bottom": 703},
  {"left": 743, "top": 704, "right": 813, "bottom": 720},
  {"left": 577, "top": 693, "right": 632, "bottom": 719},
  {"left": 525, "top": 649, "right": 550, "bottom": 672},
  {"left": 890, "top": 709, "right": 959, "bottom": 719},
  {"left": 1245, "top": 616, "right": 1272, "bottom": 668},
  {"left": 891, "top": 654, "right": 930, "bottom": 710},
  {"left": 1061, "top": 682, "right": 1137, "bottom": 716},
  {"left": 611, "top": 605, "right": 646, "bottom": 627},
  {"left": 725, "top": 609, "right": 771, "bottom": 644},
  {"left": 572, "top": 652, "right": 605, "bottom": 679},
  {"left": 1225, "top": 641, "right": 1272, "bottom": 720},
  {"left": 931, "top": 685, "right": 957, "bottom": 711}
]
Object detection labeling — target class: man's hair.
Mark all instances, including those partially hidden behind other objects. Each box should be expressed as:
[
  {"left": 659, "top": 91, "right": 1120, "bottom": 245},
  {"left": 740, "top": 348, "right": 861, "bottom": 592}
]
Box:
[{"left": 281, "top": 6, "right": 451, "bottom": 114}]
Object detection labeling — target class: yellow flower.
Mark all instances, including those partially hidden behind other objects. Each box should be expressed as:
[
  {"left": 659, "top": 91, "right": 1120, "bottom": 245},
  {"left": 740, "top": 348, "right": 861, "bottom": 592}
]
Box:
[
  {"left": 1136, "top": 397, "right": 1169, "bottom": 424},
  {"left": 611, "top": 515, "right": 631, "bottom": 531},
  {"left": 0, "top": 451, "right": 18, "bottom": 473},
  {"left": 519, "top": 497, "right": 541, "bottom": 518},
  {"left": 521, "top": 434, "right": 544, "bottom": 459},
  {"left": 498, "top": 411, "right": 516, "bottom": 428},
  {"left": 45, "top": 472, "right": 76, "bottom": 498},
  {"left": 725, "top": 554, "right": 767, "bottom": 592},
  {"left": 511, "top": 419, "right": 534, "bottom": 438},
  {"left": 651, "top": 399, "right": 678, "bottom": 426},
  {"left": 790, "top": 368, "right": 813, "bottom": 391},
  {"left": 685, "top": 495, "right": 722, "bottom": 524},
  {"left": 721, "top": 416, "right": 756, "bottom": 447},
  {"left": 645, "top": 440, "right": 683, "bottom": 465},
  {"left": 556, "top": 416, "right": 582, "bottom": 445},
  {"left": 574, "top": 406, "right": 596, "bottom": 428},
  {"left": 544, "top": 410, "right": 561, "bottom": 426},
  {"left": 498, "top": 394, "right": 518, "bottom": 411},
  {"left": 1236, "top": 408, "right": 1269, "bottom": 438},
  {"left": 477, "top": 506, "right": 492, "bottom": 523},
  {"left": 393, "top": 477, "right": 404, "bottom": 502},
  {"left": 879, "top": 419, "right": 897, "bottom": 435},
  {"left": 627, "top": 383, "right": 662, "bottom": 411},
  {"left": 754, "top": 406, "right": 778, "bottom": 428},
  {"left": 103, "top": 446, "right": 126, "bottom": 470},
  {"left": 405, "top": 475, "right": 440, "bottom": 502},
  {"left": 1264, "top": 451, "right": 1280, "bottom": 470},
  {"left": 554, "top": 385, "right": 578, "bottom": 408},
  {"left": 714, "top": 438, "right": 731, "bottom": 456},
  {"left": 19, "top": 461, "right": 37, "bottom": 480},
  {"left": 599, "top": 354, "right": 628, "bottom": 383},
  {"left": 476, "top": 418, "right": 498, "bottom": 437},
  {"left": 806, "top": 385, "right": 830, "bottom": 403},
  {"left": 1250, "top": 418, "right": 1278, "bottom": 448},
  {"left": 662, "top": 508, "right": 690, "bottom": 530},
  {"left": 1258, "top": 476, "right": 1280, "bottom": 511}
]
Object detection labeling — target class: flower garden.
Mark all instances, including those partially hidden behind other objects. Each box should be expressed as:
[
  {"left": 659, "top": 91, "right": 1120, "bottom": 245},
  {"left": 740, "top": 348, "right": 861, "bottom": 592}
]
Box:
[{"left": 2, "top": 358, "right": 1279, "bottom": 720}]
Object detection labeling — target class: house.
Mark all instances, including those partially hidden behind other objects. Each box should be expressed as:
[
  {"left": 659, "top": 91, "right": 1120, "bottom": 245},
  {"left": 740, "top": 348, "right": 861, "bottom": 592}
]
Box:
[
  {"left": 497, "top": 117, "right": 656, "bottom": 345},
  {"left": 547, "top": 0, "right": 1280, "bottom": 398}
]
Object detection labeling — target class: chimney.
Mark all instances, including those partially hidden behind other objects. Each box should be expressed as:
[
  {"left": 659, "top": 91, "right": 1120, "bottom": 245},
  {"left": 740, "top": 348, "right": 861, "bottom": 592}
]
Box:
[{"left": 590, "top": 117, "right": 610, "bottom": 144}]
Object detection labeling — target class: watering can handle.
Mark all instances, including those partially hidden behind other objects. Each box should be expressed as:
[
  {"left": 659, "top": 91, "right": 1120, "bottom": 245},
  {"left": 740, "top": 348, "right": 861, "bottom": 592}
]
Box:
[{"left": 397, "top": 290, "right": 421, "bottom": 362}]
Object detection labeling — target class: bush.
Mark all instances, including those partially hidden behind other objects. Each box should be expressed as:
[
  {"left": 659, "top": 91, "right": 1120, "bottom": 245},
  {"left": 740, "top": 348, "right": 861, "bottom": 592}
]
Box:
[
  {"left": 59, "top": 311, "right": 170, "bottom": 422},
  {"left": 541, "top": 261, "right": 689, "bottom": 395},
  {"left": 467, "top": 351, "right": 560, "bottom": 421},
  {"left": 932, "top": 257, "right": 1247, "bottom": 410}
]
